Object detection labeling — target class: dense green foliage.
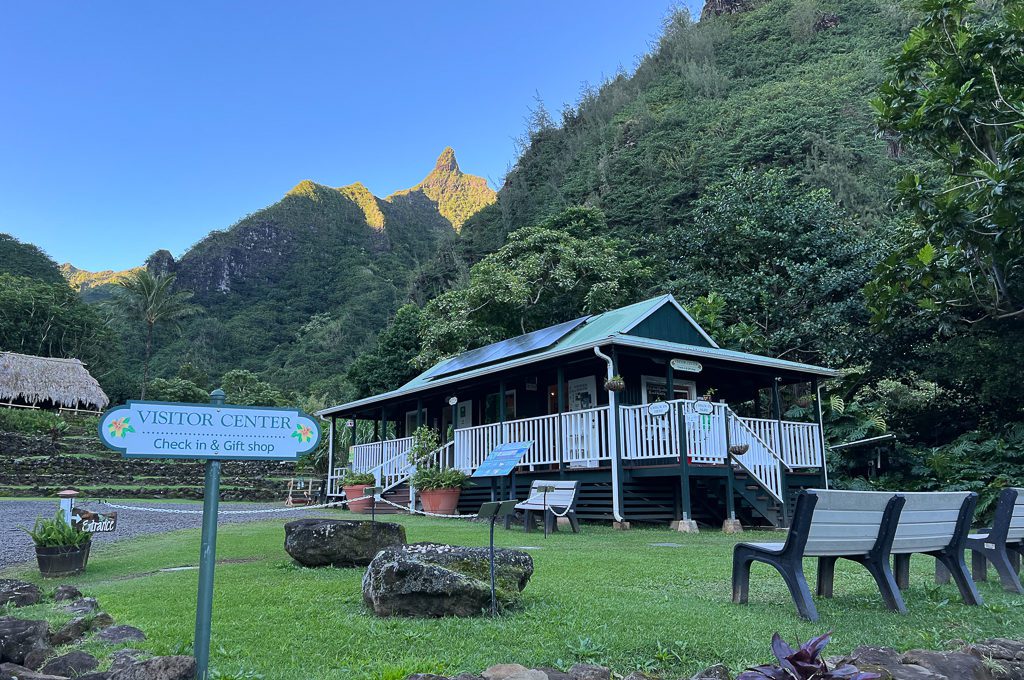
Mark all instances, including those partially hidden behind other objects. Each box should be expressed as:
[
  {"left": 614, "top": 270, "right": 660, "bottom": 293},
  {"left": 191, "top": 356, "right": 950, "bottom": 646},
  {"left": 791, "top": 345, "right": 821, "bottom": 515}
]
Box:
[
  {"left": 0, "top": 233, "right": 64, "bottom": 285},
  {"left": 345, "top": 304, "right": 424, "bottom": 398},
  {"left": 0, "top": 408, "right": 66, "bottom": 436},
  {"left": 871, "top": 0, "right": 1024, "bottom": 324},
  {"left": 414, "top": 207, "right": 655, "bottom": 368}
]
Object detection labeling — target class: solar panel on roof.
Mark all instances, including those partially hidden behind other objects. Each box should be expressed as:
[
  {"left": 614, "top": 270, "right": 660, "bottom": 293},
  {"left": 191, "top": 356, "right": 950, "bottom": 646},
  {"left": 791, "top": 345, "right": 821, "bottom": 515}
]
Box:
[{"left": 422, "top": 315, "right": 590, "bottom": 381}]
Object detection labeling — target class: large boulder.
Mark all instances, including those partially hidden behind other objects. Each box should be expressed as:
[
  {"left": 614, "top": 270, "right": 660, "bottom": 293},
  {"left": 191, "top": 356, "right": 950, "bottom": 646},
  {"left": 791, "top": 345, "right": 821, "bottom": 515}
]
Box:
[
  {"left": 284, "top": 519, "right": 406, "bottom": 568},
  {"left": 0, "top": 580, "right": 42, "bottom": 609},
  {"left": 0, "top": 663, "right": 69, "bottom": 680},
  {"left": 363, "top": 543, "right": 533, "bottom": 617},
  {"left": 0, "top": 618, "right": 51, "bottom": 667},
  {"left": 95, "top": 626, "right": 146, "bottom": 644}
]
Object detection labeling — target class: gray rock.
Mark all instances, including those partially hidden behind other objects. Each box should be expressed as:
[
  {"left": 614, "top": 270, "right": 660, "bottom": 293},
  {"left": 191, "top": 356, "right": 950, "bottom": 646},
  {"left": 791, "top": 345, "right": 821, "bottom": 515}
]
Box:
[
  {"left": 107, "top": 655, "right": 196, "bottom": 680},
  {"left": 624, "top": 673, "right": 656, "bottom": 680},
  {"left": 94, "top": 626, "right": 145, "bottom": 644},
  {"left": 364, "top": 543, "right": 533, "bottom": 617},
  {"left": 76, "top": 674, "right": 111, "bottom": 680},
  {"left": 452, "top": 675, "right": 485, "bottom": 680},
  {"left": 844, "top": 646, "right": 946, "bottom": 679},
  {"left": 284, "top": 518, "right": 406, "bottom": 568},
  {"left": 406, "top": 675, "right": 449, "bottom": 680},
  {"left": 482, "top": 666, "right": 544, "bottom": 680},
  {"left": 901, "top": 649, "right": 987, "bottom": 679},
  {"left": 107, "top": 650, "right": 145, "bottom": 674},
  {"left": 52, "top": 585, "right": 82, "bottom": 602},
  {"left": 536, "top": 668, "right": 572, "bottom": 680},
  {"left": 88, "top": 613, "right": 114, "bottom": 630},
  {"left": 49, "top": 617, "right": 89, "bottom": 646},
  {"left": 691, "top": 664, "right": 732, "bottom": 680},
  {"left": 967, "top": 639, "right": 1024, "bottom": 661},
  {"left": 41, "top": 650, "right": 99, "bottom": 677},
  {"left": 0, "top": 663, "right": 69, "bottom": 680},
  {"left": 0, "top": 580, "right": 42, "bottom": 608},
  {"left": 0, "top": 618, "right": 51, "bottom": 667},
  {"left": 568, "top": 665, "right": 610, "bottom": 680},
  {"left": 61, "top": 598, "right": 98, "bottom": 615}
]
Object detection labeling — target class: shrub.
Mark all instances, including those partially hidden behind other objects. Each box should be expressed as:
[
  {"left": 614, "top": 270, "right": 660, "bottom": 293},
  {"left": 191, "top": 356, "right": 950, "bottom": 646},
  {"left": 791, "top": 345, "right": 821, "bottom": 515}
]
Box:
[
  {"left": 410, "top": 467, "right": 468, "bottom": 491},
  {"left": 409, "top": 425, "right": 441, "bottom": 466},
  {"left": 343, "top": 471, "right": 376, "bottom": 486},
  {"left": 0, "top": 408, "right": 64, "bottom": 435},
  {"left": 23, "top": 510, "right": 91, "bottom": 548}
]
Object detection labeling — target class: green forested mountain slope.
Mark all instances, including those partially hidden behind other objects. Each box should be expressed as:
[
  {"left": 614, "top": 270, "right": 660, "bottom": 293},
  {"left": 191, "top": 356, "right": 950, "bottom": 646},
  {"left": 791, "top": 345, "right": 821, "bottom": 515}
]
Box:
[
  {"left": 0, "top": 233, "right": 65, "bottom": 284},
  {"left": 123, "top": 148, "right": 495, "bottom": 396},
  {"left": 458, "top": 0, "right": 916, "bottom": 259}
]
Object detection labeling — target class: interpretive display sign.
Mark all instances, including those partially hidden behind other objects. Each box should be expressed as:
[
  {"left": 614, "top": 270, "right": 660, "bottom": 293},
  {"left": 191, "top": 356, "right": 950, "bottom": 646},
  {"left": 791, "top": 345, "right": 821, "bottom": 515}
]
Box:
[
  {"left": 98, "top": 400, "right": 320, "bottom": 461},
  {"left": 471, "top": 441, "right": 533, "bottom": 478}
]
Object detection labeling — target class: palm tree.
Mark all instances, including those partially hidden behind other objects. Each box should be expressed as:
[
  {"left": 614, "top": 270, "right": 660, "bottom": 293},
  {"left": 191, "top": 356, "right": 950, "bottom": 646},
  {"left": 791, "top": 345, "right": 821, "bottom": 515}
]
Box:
[{"left": 114, "top": 270, "right": 195, "bottom": 398}]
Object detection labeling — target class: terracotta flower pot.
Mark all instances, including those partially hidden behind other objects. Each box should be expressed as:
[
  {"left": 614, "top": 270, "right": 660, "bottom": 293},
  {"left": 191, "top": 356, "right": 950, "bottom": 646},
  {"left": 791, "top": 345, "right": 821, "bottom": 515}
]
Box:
[
  {"left": 343, "top": 485, "right": 374, "bottom": 513},
  {"left": 419, "top": 488, "right": 462, "bottom": 515}
]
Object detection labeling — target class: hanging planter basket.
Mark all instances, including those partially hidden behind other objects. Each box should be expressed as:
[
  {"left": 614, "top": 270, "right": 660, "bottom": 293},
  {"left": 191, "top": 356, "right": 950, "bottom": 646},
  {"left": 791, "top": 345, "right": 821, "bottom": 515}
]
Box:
[
  {"left": 604, "top": 376, "right": 626, "bottom": 392},
  {"left": 728, "top": 444, "right": 750, "bottom": 458}
]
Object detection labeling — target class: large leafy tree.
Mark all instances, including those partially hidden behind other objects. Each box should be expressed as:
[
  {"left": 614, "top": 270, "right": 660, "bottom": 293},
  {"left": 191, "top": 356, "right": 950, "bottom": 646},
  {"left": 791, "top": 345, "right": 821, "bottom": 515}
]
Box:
[
  {"left": 346, "top": 304, "right": 424, "bottom": 398},
  {"left": 871, "top": 0, "right": 1024, "bottom": 324},
  {"left": 669, "top": 170, "right": 876, "bottom": 365},
  {"left": 415, "top": 207, "right": 655, "bottom": 367},
  {"left": 112, "top": 271, "right": 195, "bottom": 398}
]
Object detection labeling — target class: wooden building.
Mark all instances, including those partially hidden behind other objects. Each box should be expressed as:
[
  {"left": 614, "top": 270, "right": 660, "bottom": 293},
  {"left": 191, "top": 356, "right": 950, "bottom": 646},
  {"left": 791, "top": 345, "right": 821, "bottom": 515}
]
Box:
[{"left": 318, "top": 295, "right": 837, "bottom": 527}]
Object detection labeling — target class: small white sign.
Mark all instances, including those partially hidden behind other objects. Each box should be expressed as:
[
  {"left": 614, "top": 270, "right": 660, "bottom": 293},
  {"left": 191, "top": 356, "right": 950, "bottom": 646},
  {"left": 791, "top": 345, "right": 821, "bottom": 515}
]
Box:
[
  {"left": 693, "top": 400, "right": 715, "bottom": 415},
  {"left": 647, "top": 401, "right": 670, "bottom": 417},
  {"left": 670, "top": 358, "right": 703, "bottom": 373}
]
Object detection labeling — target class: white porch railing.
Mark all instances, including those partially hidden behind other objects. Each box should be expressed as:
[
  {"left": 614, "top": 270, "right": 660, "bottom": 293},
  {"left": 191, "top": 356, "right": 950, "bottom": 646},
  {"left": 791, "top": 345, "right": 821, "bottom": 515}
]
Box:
[
  {"left": 727, "top": 415, "right": 786, "bottom": 502},
  {"left": 351, "top": 436, "right": 414, "bottom": 474},
  {"left": 739, "top": 417, "right": 823, "bottom": 468}
]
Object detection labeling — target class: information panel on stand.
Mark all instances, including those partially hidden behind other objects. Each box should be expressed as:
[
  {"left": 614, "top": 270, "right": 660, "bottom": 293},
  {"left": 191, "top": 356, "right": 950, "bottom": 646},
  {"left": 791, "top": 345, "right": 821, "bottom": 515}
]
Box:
[{"left": 471, "top": 441, "right": 533, "bottom": 478}]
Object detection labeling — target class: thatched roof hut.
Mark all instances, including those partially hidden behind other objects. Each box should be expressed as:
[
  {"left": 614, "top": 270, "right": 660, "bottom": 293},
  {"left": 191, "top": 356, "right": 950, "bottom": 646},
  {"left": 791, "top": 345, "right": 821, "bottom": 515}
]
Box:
[{"left": 0, "top": 352, "right": 109, "bottom": 410}]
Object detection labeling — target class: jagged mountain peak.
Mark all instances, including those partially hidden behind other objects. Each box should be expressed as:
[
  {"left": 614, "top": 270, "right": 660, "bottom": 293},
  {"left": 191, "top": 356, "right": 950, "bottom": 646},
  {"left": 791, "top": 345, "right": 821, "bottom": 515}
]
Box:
[{"left": 433, "top": 146, "right": 460, "bottom": 174}]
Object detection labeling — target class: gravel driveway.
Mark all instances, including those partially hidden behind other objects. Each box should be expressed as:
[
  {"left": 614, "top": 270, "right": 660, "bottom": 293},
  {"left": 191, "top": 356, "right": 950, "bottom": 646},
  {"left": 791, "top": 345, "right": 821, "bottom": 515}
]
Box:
[{"left": 0, "top": 499, "right": 323, "bottom": 571}]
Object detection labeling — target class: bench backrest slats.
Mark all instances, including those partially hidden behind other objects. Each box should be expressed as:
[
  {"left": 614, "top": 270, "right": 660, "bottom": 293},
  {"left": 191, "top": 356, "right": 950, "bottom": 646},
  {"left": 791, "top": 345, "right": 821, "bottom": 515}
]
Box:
[
  {"left": 1002, "top": 488, "right": 1024, "bottom": 541},
  {"left": 804, "top": 490, "right": 900, "bottom": 556},
  {"left": 517, "top": 480, "right": 579, "bottom": 509},
  {"left": 891, "top": 491, "right": 973, "bottom": 554}
]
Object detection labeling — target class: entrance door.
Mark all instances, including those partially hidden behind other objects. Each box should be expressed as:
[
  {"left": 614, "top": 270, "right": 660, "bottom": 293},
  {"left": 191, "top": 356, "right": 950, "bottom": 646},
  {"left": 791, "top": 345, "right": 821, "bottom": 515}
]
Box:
[
  {"left": 639, "top": 376, "right": 696, "bottom": 454},
  {"left": 640, "top": 375, "right": 696, "bottom": 404},
  {"left": 565, "top": 376, "right": 599, "bottom": 467},
  {"left": 455, "top": 400, "right": 473, "bottom": 429},
  {"left": 405, "top": 408, "right": 427, "bottom": 435}
]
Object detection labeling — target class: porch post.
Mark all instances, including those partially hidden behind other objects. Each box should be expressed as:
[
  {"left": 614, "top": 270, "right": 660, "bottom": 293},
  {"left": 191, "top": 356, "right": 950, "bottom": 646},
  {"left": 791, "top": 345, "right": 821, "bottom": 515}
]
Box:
[
  {"left": 676, "top": 404, "right": 695, "bottom": 532},
  {"left": 772, "top": 378, "right": 790, "bottom": 527},
  {"left": 326, "top": 416, "right": 336, "bottom": 496},
  {"left": 556, "top": 367, "right": 566, "bottom": 477},
  {"left": 498, "top": 380, "right": 507, "bottom": 440},
  {"left": 665, "top": 363, "right": 674, "bottom": 399},
  {"left": 812, "top": 377, "right": 828, "bottom": 489},
  {"left": 723, "top": 410, "right": 742, "bottom": 533},
  {"left": 374, "top": 409, "right": 381, "bottom": 442}
]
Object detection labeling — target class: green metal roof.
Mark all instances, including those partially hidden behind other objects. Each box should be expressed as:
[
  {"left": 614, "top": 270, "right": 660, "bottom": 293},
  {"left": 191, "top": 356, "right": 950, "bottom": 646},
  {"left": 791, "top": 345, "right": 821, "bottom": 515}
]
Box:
[{"left": 318, "top": 294, "right": 837, "bottom": 417}]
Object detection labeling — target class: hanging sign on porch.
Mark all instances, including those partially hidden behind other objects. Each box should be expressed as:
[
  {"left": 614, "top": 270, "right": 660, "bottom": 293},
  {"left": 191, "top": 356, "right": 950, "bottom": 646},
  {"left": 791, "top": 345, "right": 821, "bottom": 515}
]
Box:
[
  {"left": 670, "top": 358, "right": 703, "bottom": 373},
  {"left": 98, "top": 400, "right": 321, "bottom": 461},
  {"left": 472, "top": 441, "right": 533, "bottom": 478},
  {"left": 647, "top": 401, "right": 670, "bottom": 417},
  {"left": 693, "top": 400, "right": 715, "bottom": 416}
]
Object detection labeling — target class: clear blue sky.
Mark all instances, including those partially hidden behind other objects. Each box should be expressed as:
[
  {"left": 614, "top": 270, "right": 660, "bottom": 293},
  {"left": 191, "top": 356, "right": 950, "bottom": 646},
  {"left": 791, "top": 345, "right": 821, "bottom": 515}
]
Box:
[{"left": 0, "top": 1, "right": 697, "bottom": 271}]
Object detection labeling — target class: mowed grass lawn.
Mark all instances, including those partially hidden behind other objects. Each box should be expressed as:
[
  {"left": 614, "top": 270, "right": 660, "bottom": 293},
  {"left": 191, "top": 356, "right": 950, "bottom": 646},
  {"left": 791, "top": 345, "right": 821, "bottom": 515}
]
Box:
[{"left": 6, "top": 511, "right": 1024, "bottom": 680}]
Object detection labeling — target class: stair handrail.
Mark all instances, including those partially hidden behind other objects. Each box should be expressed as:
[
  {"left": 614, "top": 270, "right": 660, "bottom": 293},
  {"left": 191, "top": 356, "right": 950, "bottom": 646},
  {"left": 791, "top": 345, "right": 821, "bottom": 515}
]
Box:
[{"left": 726, "top": 407, "right": 792, "bottom": 471}]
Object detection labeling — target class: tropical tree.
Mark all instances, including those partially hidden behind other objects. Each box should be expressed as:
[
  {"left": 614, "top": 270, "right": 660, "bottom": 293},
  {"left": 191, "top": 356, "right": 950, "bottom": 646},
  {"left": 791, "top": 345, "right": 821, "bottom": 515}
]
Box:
[
  {"left": 871, "top": 0, "right": 1024, "bottom": 324},
  {"left": 113, "top": 270, "right": 194, "bottom": 398}
]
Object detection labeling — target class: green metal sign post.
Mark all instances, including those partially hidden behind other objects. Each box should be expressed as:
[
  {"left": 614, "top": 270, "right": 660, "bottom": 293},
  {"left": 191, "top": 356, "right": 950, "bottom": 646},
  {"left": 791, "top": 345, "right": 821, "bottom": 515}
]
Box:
[
  {"left": 194, "top": 389, "right": 224, "bottom": 680},
  {"left": 97, "top": 389, "right": 320, "bottom": 680}
]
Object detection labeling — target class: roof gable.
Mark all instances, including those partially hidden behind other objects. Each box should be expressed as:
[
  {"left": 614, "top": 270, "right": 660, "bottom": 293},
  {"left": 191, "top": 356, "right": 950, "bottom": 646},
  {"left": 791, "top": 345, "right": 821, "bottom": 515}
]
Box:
[{"left": 622, "top": 297, "right": 717, "bottom": 348}]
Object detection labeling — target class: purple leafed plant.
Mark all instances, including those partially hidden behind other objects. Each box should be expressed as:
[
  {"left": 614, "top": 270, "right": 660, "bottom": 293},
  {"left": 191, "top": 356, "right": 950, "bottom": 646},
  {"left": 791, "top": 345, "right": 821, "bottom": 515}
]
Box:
[{"left": 737, "top": 632, "right": 880, "bottom": 680}]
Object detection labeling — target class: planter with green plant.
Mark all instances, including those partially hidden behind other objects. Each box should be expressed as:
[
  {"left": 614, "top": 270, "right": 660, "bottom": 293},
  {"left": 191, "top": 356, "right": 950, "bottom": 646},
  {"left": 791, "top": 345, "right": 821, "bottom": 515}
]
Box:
[
  {"left": 410, "top": 467, "right": 469, "bottom": 515},
  {"left": 604, "top": 375, "right": 626, "bottom": 392},
  {"left": 342, "top": 471, "right": 377, "bottom": 513},
  {"left": 23, "top": 510, "right": 91, "bottom": 577}
]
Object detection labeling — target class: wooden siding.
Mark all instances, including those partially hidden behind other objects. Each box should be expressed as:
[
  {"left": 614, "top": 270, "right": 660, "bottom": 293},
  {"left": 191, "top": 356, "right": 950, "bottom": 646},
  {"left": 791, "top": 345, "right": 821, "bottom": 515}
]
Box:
[{"left": 626, "top": 304, "right": 713, "bottom": 347}]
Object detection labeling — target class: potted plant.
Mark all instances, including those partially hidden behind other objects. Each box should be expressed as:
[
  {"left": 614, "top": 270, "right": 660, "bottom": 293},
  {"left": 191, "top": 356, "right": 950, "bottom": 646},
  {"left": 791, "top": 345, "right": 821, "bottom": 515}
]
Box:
[
  {"left": 409, "top": 425, "right": 441, "bottom": 467},
  {"left": 604, "top": 374, "right": 626, "bottom": 392},
  {"left": 342, "top": 471, "right": 377, "bottom": 513},
  {"left": 410, "top": 467, "right": 468, "bottom": 515},
  {"left": 23, "top": 510, "right": 91, "bottom": 577}
]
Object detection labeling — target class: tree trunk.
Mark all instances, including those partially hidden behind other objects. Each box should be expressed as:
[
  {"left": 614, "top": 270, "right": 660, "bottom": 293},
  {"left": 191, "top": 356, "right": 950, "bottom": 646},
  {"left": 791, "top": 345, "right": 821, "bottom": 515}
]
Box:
[{"left": 141, "top": 321, "right": 153, "bottom": 399}]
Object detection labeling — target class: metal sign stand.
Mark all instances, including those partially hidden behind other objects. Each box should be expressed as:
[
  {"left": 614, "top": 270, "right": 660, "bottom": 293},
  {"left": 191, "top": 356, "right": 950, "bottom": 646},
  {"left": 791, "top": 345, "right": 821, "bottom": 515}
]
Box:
[
  {"left": 194, "top": 389, "right": 225, "bottom": 680},
  {"left": 478, "top": 500, "right": 518, "bottom": 616}
]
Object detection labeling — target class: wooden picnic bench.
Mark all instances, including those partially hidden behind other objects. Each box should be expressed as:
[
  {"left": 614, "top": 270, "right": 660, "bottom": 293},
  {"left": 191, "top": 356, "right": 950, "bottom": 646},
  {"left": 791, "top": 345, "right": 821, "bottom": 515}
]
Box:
[
  {"left": 285, "top": 477, "right": 323, "bottom": 507},
  {"left": 937, "top": 486, "right": 1023, "bottom": 594},
  {"left": 732, "top": 489, "right": 906, "bottom": 621},
  {"left": 515, "top": 480, "right": 580, "bottom": 533}
]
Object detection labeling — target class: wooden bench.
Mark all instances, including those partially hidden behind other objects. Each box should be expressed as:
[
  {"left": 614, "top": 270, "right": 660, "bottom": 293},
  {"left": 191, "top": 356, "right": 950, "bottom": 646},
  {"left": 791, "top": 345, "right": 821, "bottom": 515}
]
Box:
[
  {"left": 515, "top": 480, "right": 580, "bottom": 533},
  {"left": 285, "top": 478, "right": 322, "bottom": 507},
  {"left": 937, "top": 487, "right": 1023, "bottom": 594},
  {"left": 732, "top": 489, "right": 906, "bottom": 621},
  {"left": 889, "top": 491, "right": 981, "bottom": 607}
]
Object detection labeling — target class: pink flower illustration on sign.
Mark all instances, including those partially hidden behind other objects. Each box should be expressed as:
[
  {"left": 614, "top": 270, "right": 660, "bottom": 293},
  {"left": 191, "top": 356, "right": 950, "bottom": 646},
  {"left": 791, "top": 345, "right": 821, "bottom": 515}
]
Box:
[
  {"left": 291, "top": 424, "right": 313, "bottom": 444},
  {"left": 108, "top": 417, "right": 135, "bottom": 439}
]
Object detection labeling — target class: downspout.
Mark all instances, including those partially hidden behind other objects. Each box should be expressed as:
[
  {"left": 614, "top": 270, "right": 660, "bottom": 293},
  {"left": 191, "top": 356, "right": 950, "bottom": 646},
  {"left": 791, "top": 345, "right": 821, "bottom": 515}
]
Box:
[{"left": 593, "top": 346, "right": 624, "bottom": 522}]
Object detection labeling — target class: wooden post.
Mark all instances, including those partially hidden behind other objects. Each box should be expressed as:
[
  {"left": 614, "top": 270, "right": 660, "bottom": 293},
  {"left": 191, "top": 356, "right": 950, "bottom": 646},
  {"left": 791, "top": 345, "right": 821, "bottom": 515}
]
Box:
[
  {"left": 327, "top": 416, "right": 336, "bottom": 496},
  {"left": 556, "top": 367, "right": 566, "bottom": 477},
  {"left": 665, "top": 362, "right": 674, "bottom": 401},
  {"left": 674, "top": 404, "right": 697, "bottom": 533},
  {"left": 812, "top": 377, "right": 828, "bottom": 489},
  {"left": 772, "top": 378, "right": 790, "bottom": 527},
  {"left": 374, "top": 410, "right": 381, "bottom": 442}
]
